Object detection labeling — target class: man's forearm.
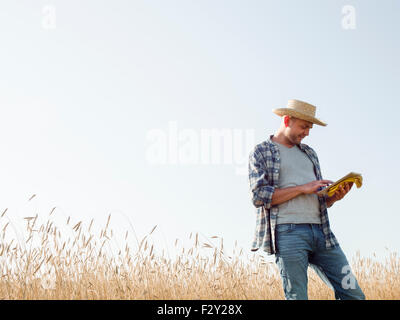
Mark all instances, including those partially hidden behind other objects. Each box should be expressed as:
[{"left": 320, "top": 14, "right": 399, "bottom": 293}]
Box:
[{"left": 271, "top": 185, "right": 305, "bottom": 206}]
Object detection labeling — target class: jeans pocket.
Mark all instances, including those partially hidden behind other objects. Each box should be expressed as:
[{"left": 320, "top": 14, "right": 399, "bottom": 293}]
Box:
[{"left": 275, "top": 223, "right": 295, "bottom": 234}]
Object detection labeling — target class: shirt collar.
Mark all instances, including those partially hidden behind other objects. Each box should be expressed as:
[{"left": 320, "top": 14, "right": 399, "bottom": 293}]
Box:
[{"left": 268, "top": 134, "right": 306, "bottom": 151}]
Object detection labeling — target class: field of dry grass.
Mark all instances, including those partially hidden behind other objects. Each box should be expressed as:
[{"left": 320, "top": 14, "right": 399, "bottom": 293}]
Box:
[{"left": 0, "top": 210, "right": 398, "bottom": 300}]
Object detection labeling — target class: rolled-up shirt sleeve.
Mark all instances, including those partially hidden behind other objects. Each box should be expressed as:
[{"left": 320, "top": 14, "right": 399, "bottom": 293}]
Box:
[{"left": 248, "top": 148, "right": 275, "bottom": 209}]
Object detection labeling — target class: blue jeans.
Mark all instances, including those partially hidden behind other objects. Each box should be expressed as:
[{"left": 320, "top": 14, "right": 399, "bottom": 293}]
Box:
[{"left": 275, "top": 223, "right": 365, "bottom": 300}]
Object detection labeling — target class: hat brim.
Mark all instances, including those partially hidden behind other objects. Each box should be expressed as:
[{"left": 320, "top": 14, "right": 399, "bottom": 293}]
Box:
[{"left": 272, "top": 108, "right": 327, "bottom": 126}]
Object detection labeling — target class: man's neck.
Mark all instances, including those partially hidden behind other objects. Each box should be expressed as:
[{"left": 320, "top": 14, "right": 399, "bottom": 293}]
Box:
[{"left": 271, "top": 133, "right": 296, "bottom": 148}]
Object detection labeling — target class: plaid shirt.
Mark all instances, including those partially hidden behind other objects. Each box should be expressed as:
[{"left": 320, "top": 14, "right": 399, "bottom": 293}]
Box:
[{"left": 248, "top": 134, "right": 339, "bottom": 255}]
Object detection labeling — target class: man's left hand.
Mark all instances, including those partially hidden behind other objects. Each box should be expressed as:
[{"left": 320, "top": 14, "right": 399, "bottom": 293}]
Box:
[{"left": 330, "top": 181, "right": 353, "bottom": 202}]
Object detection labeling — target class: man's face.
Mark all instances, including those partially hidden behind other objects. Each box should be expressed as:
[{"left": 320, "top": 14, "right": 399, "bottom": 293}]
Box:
[{"left": 287, "top": 117, "right": 314, "bottom": 144}]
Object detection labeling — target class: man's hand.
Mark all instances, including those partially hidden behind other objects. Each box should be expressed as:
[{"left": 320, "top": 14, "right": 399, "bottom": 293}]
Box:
[
  {"left": 325, "top": 181, "right": 353, "bottom": 208},
  {"left": 328, "top": 181, "right": 353, "bottom": 202},
  {"left": 301, "top": 180, "right": 334, "bottom": 195}
]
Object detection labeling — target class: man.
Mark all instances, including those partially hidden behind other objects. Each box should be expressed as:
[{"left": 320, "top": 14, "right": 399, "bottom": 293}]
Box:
[{"left": 248, "top": 99, "right": 365, "bottom": 300}]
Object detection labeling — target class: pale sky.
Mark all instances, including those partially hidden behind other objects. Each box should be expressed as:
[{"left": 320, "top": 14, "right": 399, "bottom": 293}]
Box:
[{"left": 0, "top": 0, "right": 399, "bottom": 262}]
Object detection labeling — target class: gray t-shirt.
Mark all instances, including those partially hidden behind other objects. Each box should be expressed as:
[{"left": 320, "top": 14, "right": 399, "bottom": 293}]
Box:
[{"left": 274, "top": 141, "right": 321, "bottom": 225}]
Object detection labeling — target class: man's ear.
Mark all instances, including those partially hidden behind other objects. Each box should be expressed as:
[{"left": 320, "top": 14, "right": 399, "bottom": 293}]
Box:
[{"left": 284, "top": 115, "right": 290, "bottom": 127}]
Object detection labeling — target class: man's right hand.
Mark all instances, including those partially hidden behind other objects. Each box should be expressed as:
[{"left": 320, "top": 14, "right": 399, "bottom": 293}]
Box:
[{"left": 301, "top": 180, "right": 334, "bottom": 195}]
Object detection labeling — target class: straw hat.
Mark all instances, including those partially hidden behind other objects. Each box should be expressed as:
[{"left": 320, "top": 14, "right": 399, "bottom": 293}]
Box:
[{"left": 272, "top": 99, "right": 327, "bottom": 126}]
